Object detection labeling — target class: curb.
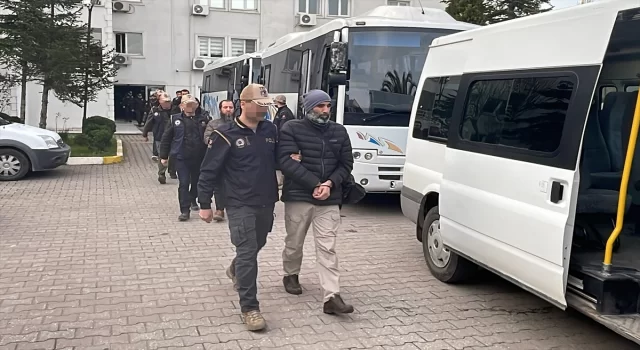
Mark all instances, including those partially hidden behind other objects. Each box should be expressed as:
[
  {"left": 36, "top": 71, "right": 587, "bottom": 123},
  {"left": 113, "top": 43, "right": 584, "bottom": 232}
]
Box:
[{"left": 66, "top": 139, "right": 124, "bottom": 165}]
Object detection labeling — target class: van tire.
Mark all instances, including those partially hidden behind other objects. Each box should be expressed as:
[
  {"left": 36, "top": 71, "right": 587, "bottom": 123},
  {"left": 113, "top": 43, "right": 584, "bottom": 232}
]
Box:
[
  {"left": 422, "top": 206, "right": 475, "bottom": 283},
  {"left": 0, "top": 148, "right": 30, "bottom": 181}
]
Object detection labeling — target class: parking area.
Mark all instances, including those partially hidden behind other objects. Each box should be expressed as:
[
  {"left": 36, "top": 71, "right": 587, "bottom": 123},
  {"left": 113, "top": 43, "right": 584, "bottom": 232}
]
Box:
[{"left": 0, "top": 135, "right": 638, "bottom": 350}]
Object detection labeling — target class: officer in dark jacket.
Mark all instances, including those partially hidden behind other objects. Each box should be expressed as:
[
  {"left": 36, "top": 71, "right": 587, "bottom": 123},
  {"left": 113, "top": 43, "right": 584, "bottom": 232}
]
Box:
[
  {"left": 273, "top": 95, "right": 295, "bottom": 130},
  {"left": 142, "top": 92, "right": 173, "bottom": 184},
  {"left": 159, "top": 94, "right": 209, "bottom": 221},
  {"left": 277, "top": 89, "right": 354, "bottom": 315},
  {"left": 197, "top": 84, "right": 278, "bottom": 332}
]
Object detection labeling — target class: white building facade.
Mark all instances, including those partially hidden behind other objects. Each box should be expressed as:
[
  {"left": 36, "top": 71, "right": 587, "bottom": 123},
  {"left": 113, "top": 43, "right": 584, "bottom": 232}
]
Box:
[{"left": 7, "top": 0, "right": 444, "bottom": 131}]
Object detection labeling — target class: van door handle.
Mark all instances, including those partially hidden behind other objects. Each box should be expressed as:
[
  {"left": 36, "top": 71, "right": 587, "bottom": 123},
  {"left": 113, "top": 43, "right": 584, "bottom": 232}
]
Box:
[{"left": 550, "top": 181, "right": 564, "bottom": 203}]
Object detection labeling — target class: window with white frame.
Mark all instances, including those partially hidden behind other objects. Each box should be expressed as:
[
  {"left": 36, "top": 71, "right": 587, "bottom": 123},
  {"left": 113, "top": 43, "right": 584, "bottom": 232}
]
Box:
[
  {"left": 327, "top": 0, "right": 348, "bottom": 16},
  {"left": 298, "top": 0, "right": 319, "bottom": 14},
  {"left": 231, "top": 0, "right": 257, "bottom": 10},
  {"left": 387, "top": 0, "right": 411, "bottom": 5},
  {"left": 114, "top": 32, "right": 143, "bottom": 55},
  {"left": 231, "top": 39, "right": 257, "bottom": 56},
  {"left": 198, "top": 0, "right": 224, "bottom": 8},
  {"left": 198, "top": 36, "right": 224, "bottom": 58}
]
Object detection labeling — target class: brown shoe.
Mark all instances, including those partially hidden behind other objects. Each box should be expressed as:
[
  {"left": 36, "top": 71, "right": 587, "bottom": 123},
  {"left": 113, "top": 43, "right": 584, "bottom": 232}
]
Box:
[
  {"left": 323, "top": 294, "right": 354, "bottom": 314},
  {"left": 213, "top": 210, "right": 225, "bottom": 222},
  {"left": 242, "top": 310, "right": 266, "bottom": 331}
]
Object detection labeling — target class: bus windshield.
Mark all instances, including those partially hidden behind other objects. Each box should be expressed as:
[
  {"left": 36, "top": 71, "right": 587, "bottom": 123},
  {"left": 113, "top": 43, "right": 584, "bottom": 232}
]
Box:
[{"left": 343, "top": 28, "right": 458, "bottom": 127}]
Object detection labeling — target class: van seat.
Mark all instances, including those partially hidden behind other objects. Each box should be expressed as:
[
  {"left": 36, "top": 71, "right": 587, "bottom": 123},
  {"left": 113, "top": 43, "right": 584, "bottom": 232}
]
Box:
[
  {"left": 578, "top": 155, "right": 631, "bottom": 214},
  {"left": 602, "top": 92, "right": 635, "bottom": 172},
  {"left": 583, "top": 103, "right": 621, "bottom": 190},
  {"left": 619, "top": 91, "right": 640, "bottom": 205}
]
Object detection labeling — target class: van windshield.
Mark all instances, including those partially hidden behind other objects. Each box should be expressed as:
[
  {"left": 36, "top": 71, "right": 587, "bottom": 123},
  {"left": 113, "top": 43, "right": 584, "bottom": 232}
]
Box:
[
  {"left": 0, "top": 117, "right": 10, "bottom": 126},
  {"left": 343, "top": 28, "right": 458, "bottom": 127}
]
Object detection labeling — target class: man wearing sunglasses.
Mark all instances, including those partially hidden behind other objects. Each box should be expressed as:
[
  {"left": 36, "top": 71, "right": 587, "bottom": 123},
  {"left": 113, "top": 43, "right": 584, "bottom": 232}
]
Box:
[{"left": 276, "top": 89, "right": 355, "bottom": 314}]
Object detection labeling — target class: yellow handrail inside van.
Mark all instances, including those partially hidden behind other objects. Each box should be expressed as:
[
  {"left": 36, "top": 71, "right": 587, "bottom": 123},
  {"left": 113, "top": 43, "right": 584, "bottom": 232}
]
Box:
[{"left": 603, "top": 91, "right": 640, "bottom": 269}]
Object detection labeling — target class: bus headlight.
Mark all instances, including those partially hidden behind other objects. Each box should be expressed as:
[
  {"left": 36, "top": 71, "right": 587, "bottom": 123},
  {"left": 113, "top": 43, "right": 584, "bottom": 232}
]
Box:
[
  {"left": 364, "top": 152, "right": 373, "bottom": 160},
  {"left": 353, "top": 152, "right": 361, "bottom": 159}
]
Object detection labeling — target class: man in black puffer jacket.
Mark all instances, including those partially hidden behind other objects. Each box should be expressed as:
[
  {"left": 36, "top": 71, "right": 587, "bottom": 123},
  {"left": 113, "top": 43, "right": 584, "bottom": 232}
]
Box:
[{"left": 277, "top": 89, "right": 354, "bottom": 315}]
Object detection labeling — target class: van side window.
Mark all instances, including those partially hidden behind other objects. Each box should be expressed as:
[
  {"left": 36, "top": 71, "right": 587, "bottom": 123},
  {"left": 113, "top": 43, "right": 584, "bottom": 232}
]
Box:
[
  {"left": 412, "top": 76, "right": 460, "bottom": 141},
  {"left": 626, "top": 85, "right": 639, "bottom": 92},
  {"left": 459, "top": 76, "right": 575, "bottom": 153}
]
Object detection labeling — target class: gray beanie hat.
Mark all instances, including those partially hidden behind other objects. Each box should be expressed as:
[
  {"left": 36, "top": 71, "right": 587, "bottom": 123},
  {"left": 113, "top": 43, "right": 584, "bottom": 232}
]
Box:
[{"left": 303, "top": 90, "right": 331, "bottom": 111}]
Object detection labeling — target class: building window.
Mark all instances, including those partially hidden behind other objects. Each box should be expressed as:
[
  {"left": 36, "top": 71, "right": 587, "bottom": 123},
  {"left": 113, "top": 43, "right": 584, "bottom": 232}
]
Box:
[
  {"left": 114, "top": 32, "right": 143, "bottom": 55},
  {"left": 460, "top": 76, "right": 575, "bottom": 153},
  {"left": 298, "top": 0, "right": 319, "bottom": 14},
  {"left": 231, "top": 0, "right": 257, "bottom": 10},
  {"left": 387, "top": 0, "right": 410, "bottom": 5},
  {"left": 413, "top": 76, "right": 460, "bottom": 141},
  {"left": 209, "top": 0, "right": 225, "bottom": 8},
  {"left": 327, "top": 0, "right": 348, "bottom": 16},
  {"left": 198, "top": 36, "right": 224, "bottom": 58},
  {"left": 231, "top": 38, "right": 257, "bottom": 56}
]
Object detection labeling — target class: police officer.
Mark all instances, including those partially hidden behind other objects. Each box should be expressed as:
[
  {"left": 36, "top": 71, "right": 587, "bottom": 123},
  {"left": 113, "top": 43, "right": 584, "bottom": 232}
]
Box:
[
  {"left": 159, "top": 94, "right": 209, "bottom": 221},
  {"left": 197, "top": 84, "right": 279, "bottom": 332},
  {"left": 142, "top": 92, "right": 173, "bottom": 184}
]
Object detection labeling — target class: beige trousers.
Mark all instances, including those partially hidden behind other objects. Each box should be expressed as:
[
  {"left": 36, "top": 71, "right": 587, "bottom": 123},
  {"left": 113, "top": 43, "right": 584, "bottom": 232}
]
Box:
[{"left": 283, "top": 202, "right": 341, "bottom": 302}]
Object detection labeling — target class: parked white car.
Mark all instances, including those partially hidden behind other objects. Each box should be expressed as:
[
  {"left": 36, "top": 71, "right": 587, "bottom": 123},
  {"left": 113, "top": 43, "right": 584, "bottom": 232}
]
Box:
[{"left": 0, "top": 116, "right": 71, "bottom": 181}]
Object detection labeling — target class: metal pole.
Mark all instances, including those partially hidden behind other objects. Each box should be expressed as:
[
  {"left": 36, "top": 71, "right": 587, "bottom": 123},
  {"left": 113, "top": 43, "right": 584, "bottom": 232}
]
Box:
[{"left": 82, "top": 4, "right": 93, "bottom": 125}]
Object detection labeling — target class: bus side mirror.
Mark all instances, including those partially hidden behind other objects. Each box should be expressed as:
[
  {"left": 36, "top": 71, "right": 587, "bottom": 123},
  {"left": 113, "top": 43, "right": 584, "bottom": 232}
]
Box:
[{"left": 328, "top": 42, "right": 348, "bottom": 87}]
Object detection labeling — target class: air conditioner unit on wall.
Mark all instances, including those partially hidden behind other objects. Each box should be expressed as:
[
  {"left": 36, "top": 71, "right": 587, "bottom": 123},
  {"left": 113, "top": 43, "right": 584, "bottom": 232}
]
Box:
[
  {"left": 298, "top": 13, "right": 317, "bottom": 26},
  {"left": 192, "top": 4, "right": 209, "bottom": 16},
  {"left": 114, "top": 54, "right": 131, "bottom": 66},
  {"left": 192, "top": 58, "right": 211, "bottom": 71},
  {"left": 112, "top": 1, "right": 132, "bottom": 13}
]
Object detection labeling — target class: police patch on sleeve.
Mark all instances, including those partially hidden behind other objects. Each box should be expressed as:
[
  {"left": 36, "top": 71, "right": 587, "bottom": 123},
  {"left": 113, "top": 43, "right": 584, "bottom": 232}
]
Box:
[
  {"left": 235, "top": 138, "right": 245, "bottom": 148},
  {"left": 174, "top": 120, "right": 181, "bottom": 126}
]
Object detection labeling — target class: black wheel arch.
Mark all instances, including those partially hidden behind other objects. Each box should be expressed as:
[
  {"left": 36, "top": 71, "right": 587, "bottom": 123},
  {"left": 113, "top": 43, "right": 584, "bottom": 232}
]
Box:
[{"left": 417, "top": 192, "right": 439, "bottom": 242}]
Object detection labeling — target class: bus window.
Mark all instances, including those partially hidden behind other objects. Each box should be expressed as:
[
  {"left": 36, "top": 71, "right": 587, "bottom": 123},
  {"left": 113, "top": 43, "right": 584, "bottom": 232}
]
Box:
[
  {"left": 600, "top": 85, "right": 617, "bottom": 110},
  {"left": 626, "top": 85, "right": 639, "bottom": 92}
]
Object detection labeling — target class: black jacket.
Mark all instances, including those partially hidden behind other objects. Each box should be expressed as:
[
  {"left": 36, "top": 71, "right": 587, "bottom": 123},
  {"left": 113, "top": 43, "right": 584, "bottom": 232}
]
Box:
[
  {"left": 277, "top": 118, "right": 353, "bottom": 206},
  {"left": 198, "top": 118, "right": 279, "bottom": 209},
  {"left": 159, "top": 113, "right": 208, "bottom": 161},
  {"left": 273, "top": 105, "right": 294, "bottom": 130},
  {"left": 142, "top": 105, "right": 172, "bottom": 140}
]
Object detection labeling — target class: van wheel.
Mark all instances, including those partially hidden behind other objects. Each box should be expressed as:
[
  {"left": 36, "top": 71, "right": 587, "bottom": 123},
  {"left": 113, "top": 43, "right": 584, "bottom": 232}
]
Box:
[
  {"left": 422, "top": 206, "right": 475, "bottom": 283},
  {"left": 0, "top": 148, "right": 30, "bottom": 181}
]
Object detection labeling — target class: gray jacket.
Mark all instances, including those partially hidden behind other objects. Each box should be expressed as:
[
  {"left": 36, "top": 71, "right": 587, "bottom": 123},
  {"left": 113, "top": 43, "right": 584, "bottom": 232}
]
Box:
[{"left": 203, "top": 115, "right": 234, "bottom": 144}]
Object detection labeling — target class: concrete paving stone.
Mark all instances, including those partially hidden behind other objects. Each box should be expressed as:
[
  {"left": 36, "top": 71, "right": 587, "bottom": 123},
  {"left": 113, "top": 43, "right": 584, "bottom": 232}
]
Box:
[{"left": 0, "top": 135, "right": 638, "bottom": 350}]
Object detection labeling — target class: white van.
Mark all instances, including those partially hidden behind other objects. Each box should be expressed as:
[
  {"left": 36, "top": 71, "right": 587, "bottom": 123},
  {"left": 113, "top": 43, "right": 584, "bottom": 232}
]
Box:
[
  {"left": 402, "top": 0, "right": 640, "bottom": 344},
  {"left": 0, "top": 116, "right": 70, "bottom": 181}
]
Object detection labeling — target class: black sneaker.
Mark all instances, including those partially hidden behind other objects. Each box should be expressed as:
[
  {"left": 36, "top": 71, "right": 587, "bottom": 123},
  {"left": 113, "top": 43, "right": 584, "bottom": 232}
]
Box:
[
  {"left": 323, "top": 294, "right": 354, "bottom": 314},
  {"left": 283, "top": 275, "right": 302, "bottom": 295},
  {"left": 190, "top": 203, "right": 200, "bottom": 212},
  {"left": 178, "top": 212, "right": 190, "bottom": 221},
  {"left": 158, "top": 175, "right": 166, "bottom": 184}
]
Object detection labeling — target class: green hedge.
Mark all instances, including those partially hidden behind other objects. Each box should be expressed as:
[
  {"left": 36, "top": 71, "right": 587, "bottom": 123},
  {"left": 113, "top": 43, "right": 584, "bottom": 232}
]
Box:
[{"left": 81, "top": 116, "right": 116, "bottom": 152}]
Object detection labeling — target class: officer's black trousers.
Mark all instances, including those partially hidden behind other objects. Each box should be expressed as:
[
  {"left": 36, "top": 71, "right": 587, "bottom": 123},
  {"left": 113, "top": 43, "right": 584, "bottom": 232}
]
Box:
[
  {"left": 213, "top": 182, "right": 226, "bottom": 211},
  {"left": 227, "top": 204, "right": 275, "bottom": 313},
  {"left": 175, "top": 157, "right": 201, "bottom": 213}
]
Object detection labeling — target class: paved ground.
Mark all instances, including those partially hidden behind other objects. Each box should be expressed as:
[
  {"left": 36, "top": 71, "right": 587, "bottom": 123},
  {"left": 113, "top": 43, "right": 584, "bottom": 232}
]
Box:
[{"left": 1, "top": 135, "right": 639, "bottom": 350}]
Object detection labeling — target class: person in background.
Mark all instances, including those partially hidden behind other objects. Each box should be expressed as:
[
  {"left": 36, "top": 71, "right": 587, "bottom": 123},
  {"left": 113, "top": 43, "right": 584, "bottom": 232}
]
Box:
[
  {"left": 134, "top": 93, "right": 146, "bottom": 127},
  {"left": 159, "top": 94, "right": 209, "bottom": 221},
  {"left": 171, "top": 90, "right": 183, "bottom": 114},
  {"left": 202, "top": 99, "right": 235, "bottom": 222},
  {"left": 143, "top": 92, "right": 173, "bottom": 183},
  {"left": 197, "top": 84, "right": 278, "bottom": 332},
  {"left": 273, "top": 95, "right": 294, "bottom": 130},
  {"left": 122, "top": 91, "right": 135, "bottom": 123},
  {"left": 277, "top": 89, "right": 355, "bottom": 315}
]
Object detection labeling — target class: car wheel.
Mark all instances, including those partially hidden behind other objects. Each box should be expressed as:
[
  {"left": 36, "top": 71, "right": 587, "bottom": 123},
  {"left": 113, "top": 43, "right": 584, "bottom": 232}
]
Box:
[
  {"left": 422, "top": 206, "right": 476, "bottom": 283},
  {"left": 0, "top": 148, "right": 30, "bottom": 181}
]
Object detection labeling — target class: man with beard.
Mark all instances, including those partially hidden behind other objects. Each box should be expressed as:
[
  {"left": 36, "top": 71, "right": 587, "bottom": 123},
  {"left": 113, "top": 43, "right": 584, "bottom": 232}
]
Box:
[
  {"left": 142, "top": 92, "right": 173, "bottom": 183},
  {"left": 276, "top": 89, "right": 355, "bottom": 315},
  {"left": 202, "top": 99, "right": 235, "bottom": 222}
]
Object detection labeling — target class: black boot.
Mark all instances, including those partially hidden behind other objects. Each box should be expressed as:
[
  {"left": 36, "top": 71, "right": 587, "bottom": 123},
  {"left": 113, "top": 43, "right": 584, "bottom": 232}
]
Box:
[
  {"left": 323, "top": 294, "right": 354, "bottom": 314},
  {"left": 178, "top": 212, "right": 190, "bottom": 221},
  {"left": 158, "top": 175, "right": 166, "bottom": 184},
  {"left": 283, "top": 275, "right": 302, "bottom": 295}
]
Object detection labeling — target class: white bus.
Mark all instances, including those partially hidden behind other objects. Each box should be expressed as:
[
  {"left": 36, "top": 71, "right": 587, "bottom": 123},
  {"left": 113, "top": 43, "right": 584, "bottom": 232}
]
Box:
[
  {"left": 259, "top": 6, "right": 477, "bottom": 193},
  {"left": 200, "top": 52, "right": 263, "bottom": 119},
  {"left": 402, "top": 0, "right": 640, "bottom": 343}
]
